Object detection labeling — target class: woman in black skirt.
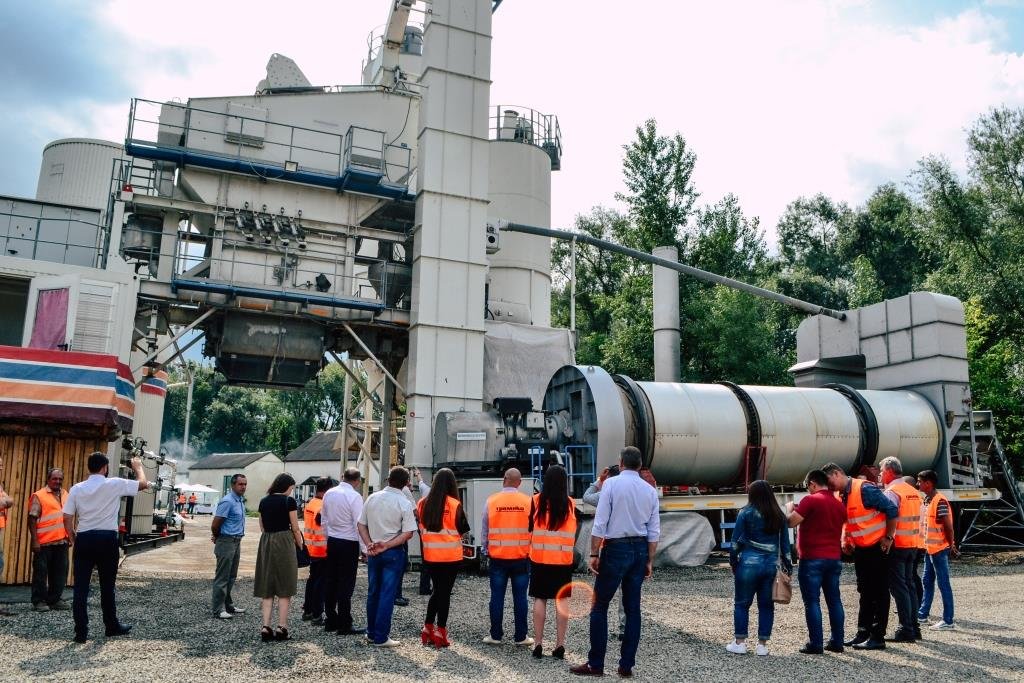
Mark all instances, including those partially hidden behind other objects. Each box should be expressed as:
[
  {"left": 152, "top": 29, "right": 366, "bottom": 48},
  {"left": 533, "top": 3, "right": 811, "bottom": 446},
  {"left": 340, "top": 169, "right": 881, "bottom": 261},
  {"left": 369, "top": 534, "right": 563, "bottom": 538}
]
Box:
[
  {"left": 254, "top": 473, "right": 304, "bottom": 642},
  {"left": 417, "top": 468, "right": 470, "bottom": 647},
  {"left": 529, "top": 465, "right": 577, "bottom": 659}
]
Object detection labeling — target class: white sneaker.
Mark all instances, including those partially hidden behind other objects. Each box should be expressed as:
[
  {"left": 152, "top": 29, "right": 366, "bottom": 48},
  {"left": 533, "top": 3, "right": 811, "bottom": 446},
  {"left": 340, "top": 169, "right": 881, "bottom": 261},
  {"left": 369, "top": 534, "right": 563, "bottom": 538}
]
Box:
[
  {"left": 725, "top": 641, "right": 747, "bottom": 654},
  {"left": 217, "top": 610, "right": 233, "bottom": 619},
  {"left": 228, "top": 606, "right": 246, "bottom": 614},
  {"left": 515, "top": 636, "right": 535, "bottom": 646},
  {"left": 930, "top": 621, "right": 955, "bottom": 631},
  {"left": 372, "top": 638, "right": 402, "bottom": 647},
  {"left": 755, "top": 644, "right": 769, "bottom": 656},
  {"left": 482, "top": 635, "right": 502, "bottom": 645}
]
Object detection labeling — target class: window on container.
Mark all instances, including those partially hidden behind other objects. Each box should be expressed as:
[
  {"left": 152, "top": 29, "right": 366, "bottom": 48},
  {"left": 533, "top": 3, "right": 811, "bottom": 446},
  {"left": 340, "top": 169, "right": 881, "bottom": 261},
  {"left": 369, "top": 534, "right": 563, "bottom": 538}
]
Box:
[{"left": 0, "top": 277, "right": 30, "bottom": 346}]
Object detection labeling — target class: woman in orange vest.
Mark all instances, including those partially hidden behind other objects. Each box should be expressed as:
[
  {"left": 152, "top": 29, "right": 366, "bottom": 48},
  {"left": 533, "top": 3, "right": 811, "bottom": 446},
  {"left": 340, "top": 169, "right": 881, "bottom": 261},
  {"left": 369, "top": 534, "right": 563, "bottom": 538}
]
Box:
[
  {"left": 529, "top": 464, "right": 577, "bottom": 660},
  {"left": 417, "top": 468, "right": 469, "bottom": 648}
]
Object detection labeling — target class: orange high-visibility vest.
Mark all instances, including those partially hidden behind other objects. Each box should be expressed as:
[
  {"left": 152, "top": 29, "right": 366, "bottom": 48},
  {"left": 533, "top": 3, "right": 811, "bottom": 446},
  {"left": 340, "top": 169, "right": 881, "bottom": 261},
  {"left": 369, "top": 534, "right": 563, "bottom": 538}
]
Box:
[
  {"left": 924, "top": 492, "right": 952, "bottom": 555},
  {"left": 888, "top": 481, "right": 923, "bottom": 549},
  {"left": 177, "top": 494, "right": 186, "bottom": 505},
  {"left": 529, "top": 493, "right": 577, "bottom": 566},
  {"left": 486, "top": 490, "right": 531, "bottom": 560},
  {"left": 845, "top": 479, "right": 887, "bottom": 547},
  {"left": 418, "top": 496, "right": 463, "bottom": 563},
  {"left": 31, "top": 487, "right": 69, "bottom": 545},
  {"left": 188, "top": 495, "right": 197, "bottom": 504},
  {"left": 303, "top": 497, "right": 327, "bottom": 559}
]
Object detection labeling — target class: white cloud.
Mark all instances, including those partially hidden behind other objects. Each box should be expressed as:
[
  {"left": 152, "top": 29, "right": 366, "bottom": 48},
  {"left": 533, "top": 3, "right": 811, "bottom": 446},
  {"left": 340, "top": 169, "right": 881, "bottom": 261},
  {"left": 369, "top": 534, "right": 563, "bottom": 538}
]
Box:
[{"left": 9, "top": 0, "right": 1024, "bottom": 249}]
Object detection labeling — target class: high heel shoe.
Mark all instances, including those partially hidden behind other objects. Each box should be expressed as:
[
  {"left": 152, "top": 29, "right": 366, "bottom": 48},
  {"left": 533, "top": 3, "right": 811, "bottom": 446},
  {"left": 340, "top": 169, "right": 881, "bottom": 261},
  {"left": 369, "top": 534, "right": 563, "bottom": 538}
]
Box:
[
  {"left": 275, "top": 627, "right": 290, "bottom": 641},
  {"left": 432, "top": 626, "right": 450, "bottom": 648},
  {"left": 422, "top": 623, "right": 436, "bottom": 646},
  {"left": 260, "top": 626, "right": 274, "bottom": 643},
  {"left": 532, "top": 644, "right": 543, "bottom": 659},
  {"left": 551, "top": 645, "right": 565, "bottom": 659}
]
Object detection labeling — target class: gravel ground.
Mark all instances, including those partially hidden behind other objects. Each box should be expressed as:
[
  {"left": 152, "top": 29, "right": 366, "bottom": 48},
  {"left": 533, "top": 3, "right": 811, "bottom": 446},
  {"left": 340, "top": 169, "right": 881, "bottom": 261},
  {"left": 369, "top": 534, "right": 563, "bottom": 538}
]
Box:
[{"left": 1, "top": 557, "right": 1023, "bottom": 682}]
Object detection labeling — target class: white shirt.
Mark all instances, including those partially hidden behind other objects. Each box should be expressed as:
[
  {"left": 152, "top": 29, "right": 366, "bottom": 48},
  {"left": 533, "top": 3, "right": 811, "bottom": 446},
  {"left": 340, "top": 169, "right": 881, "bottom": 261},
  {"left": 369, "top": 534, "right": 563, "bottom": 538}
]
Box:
[
  {"left": 64, "top": 474, "right": 140, "bottom": 533},
  {"left": 321, "top": 481, "right": 363, "bottom": 542},
  {"left": 358, "top": 486, "right": 417, "bottom": 544}
]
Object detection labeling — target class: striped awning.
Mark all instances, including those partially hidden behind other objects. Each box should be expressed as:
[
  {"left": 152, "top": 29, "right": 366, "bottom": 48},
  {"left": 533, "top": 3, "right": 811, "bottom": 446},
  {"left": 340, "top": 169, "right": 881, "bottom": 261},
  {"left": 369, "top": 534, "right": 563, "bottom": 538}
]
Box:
[{"left": 0, "top": 345, "right": 134, "bottom": 440}]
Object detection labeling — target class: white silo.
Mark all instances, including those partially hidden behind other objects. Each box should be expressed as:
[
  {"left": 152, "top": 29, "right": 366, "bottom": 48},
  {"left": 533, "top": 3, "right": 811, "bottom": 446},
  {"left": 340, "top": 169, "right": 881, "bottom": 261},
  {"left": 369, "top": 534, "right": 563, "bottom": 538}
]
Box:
[
  {"left": 36, "top": 138, "right": 122, "bottom": 211},
  {"left": 487, "top": 109, "right": 555, "bottom": 327}
]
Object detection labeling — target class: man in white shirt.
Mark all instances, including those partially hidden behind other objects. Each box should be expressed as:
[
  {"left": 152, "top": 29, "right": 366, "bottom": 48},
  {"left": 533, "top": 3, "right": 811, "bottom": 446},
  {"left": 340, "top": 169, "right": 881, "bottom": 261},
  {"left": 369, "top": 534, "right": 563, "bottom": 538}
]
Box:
[
  {"left": 357, "top": 466, "right": 417, "bottom": 647},
  {"left": 321, "top": 468, "right": 365, "bottom": 635},
  {"left": 63, "top": 451, "right": 148, "bottom": 644}
]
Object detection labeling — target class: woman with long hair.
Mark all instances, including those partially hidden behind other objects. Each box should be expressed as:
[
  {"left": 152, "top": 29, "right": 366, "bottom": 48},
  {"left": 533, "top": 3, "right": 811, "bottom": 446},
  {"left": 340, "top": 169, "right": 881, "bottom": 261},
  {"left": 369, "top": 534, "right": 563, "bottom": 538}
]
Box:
[
  {"left": 254, "top": 473, "right": 304, "bottom": 642},
  {"left": 417, "top": 467, "right": 470, "bottom": 647},
  {"left": 726, "top": 479, "right": 791, "bottom": 656},
  {"left": 529, "top": 465, "right": 576, "bottom": 659}
]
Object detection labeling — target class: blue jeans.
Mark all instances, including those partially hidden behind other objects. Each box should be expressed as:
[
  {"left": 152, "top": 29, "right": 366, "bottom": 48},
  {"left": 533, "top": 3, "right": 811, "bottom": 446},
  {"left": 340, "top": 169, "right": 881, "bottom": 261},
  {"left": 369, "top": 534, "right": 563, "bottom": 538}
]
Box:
[
  {"left": 488, "top": 557, "right": 530, "bottom": 641},
  {"left": 587, "top": 539, "right": 648, "bottom": 672},
  {"left": 798, "top": 558, "right": 844, "bottom": 648},
  {"left": 733, "top": 550, "right": 777, "bottom": 641},
  {"left": 919, "top": 549, "right": 954, "bottom": 624},
  {"left": 366, "top": 546, "right": 406, "bottom": 644}
]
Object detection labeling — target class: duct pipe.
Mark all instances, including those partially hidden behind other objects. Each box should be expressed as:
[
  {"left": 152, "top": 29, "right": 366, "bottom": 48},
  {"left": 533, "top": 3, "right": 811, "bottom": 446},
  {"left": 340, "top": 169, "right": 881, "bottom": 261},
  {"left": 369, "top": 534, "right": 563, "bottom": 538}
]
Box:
[
  {"left": 653, "top": 245, "right": 681, "bottom": 382},
  {"left": 500, "top": 222, "right": 847, "bottom": 321}
]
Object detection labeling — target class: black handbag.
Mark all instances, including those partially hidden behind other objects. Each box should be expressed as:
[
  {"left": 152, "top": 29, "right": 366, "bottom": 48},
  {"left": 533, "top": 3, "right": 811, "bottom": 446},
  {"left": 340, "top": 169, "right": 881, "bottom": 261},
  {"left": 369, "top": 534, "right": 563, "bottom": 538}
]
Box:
[{"left": 296, "top": 544, "right": 311, "bottom": 568}]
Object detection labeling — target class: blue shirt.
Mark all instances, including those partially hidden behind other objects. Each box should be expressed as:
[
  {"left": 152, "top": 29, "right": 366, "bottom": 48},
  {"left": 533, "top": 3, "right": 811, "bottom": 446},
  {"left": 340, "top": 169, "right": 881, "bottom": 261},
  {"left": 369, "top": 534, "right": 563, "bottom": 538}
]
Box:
[
  {"left": 730, "top": 506, "right": 791, "bottom": 567},
  {"left": 214, "top": 491, "right": 246, "bottom": 536},
  {"left": 591, "top": 470, "right": 660, "bottom": 542},
  {"left": 842, "top": 479, "right": 898, "bottom": 519}
]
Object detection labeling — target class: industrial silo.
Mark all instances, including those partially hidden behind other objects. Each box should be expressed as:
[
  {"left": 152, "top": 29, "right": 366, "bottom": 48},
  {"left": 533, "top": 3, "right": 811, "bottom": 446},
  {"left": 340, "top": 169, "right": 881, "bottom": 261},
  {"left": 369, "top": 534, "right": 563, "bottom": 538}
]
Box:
[{"left": 35, "top": 138, "right": 122, "bottom": 211}]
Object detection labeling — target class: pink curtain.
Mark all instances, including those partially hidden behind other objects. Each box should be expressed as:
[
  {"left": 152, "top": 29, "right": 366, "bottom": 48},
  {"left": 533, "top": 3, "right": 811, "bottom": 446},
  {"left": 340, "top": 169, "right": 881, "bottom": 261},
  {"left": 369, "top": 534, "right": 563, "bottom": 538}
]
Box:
[{"left": 28, "top": 288, "right": 70, "bottom": 349}]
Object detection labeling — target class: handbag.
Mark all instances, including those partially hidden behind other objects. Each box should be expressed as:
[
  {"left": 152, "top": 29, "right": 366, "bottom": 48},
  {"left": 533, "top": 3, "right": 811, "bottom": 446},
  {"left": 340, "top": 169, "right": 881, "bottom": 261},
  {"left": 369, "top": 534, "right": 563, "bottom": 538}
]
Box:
[
  {"left": 772, "top": 529, "right": 792, "bottom": 604},
  {"left": 296, "top": 544, "right": 311, "bottom": 569}
]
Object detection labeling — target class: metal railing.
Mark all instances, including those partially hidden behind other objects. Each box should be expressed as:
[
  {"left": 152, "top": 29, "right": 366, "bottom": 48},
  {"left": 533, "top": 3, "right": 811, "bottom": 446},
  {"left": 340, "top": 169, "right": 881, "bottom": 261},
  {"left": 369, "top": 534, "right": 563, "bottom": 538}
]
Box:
[
  {"left": 489, "top": 105, "right": 562, "bottom": 168},
  {"left": 119, "top": 223, "right": 411, "bottom": 312},
  {"left": 0, "top": 200, "right": 106, "bottom": 268},
  {"left": 125, "top": 98, "right": 413, "bottom": 190}
]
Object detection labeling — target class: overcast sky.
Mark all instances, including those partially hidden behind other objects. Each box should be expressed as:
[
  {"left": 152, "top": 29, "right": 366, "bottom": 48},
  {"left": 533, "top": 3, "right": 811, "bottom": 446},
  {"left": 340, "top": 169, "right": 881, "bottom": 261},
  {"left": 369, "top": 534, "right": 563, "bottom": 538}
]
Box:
[{"left": 2, "top": 0, "right": 1024, "bottom": 245}]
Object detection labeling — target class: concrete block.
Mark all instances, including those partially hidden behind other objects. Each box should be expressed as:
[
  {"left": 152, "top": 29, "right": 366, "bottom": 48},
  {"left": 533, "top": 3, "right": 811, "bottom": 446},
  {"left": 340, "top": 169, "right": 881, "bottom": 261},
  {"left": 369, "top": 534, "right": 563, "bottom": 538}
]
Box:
[
  {"left": 859, "top": 301, "right": 888, "bottom": 338},
  {"left": 862, "top": 335, "right": 889, "bottom": 369},
  {"left": 886, "top": 295, "right": 912, "bottom": 330},
  {"left": 910, "top": 291, "right": 965, "bottom": 326},
  {"left": 912, "top": 321, "right": 968, "bottom": 360},
  {"left": 888, "top": 329, "right": 913, "bottom": 363}
]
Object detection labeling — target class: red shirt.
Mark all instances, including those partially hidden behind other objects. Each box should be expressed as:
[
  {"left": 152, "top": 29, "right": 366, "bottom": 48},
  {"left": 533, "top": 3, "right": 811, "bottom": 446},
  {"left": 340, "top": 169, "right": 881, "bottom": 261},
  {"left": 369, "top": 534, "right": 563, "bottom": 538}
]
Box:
[{"left": 794, "top": 489, "right": 847, "bottom": 560}]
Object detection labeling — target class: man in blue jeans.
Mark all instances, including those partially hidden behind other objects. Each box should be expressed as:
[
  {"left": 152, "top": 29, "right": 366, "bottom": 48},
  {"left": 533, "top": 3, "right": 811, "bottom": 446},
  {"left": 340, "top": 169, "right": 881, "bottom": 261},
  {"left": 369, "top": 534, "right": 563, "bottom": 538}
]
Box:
[
  {"left": 571, "top": 447, "right": 660, "bottom": 678},
  {"left": 916, "top": 469, "right": 959, "bottom": 629},
  {"left": 787, "top": 469, "right": 847, "bottom": 654},
  {"left": 357, "top": 466, "right": 416, "bottom": 647},
  {"left": 480, "top": 468, "right": 534, "bottom": 646}
]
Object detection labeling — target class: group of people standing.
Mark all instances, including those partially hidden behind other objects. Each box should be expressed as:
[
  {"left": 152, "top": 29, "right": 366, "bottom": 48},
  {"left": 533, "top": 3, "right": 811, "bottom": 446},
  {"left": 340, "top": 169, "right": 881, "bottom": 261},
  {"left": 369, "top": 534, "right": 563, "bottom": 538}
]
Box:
[{"left": 727, "top": 456, "right": 958, "bottom": 656}]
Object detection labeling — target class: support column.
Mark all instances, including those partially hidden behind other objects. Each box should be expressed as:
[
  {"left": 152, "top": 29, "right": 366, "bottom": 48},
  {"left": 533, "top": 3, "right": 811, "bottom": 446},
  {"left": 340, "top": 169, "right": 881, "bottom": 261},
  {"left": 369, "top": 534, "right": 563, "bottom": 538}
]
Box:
[
  {"left": 653, "top": 245, "right": 681, "bottom": 382},
  {"left": 405, "top": 0, "right": 492, "bottom": 467}
]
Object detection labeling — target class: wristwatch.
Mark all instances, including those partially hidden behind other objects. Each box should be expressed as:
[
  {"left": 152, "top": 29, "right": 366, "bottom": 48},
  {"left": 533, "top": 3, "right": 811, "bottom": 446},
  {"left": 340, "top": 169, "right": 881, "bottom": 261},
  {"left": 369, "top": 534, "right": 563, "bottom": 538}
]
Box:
[{"left": 885, "top": 535, "right": 894, "bottom": 541}]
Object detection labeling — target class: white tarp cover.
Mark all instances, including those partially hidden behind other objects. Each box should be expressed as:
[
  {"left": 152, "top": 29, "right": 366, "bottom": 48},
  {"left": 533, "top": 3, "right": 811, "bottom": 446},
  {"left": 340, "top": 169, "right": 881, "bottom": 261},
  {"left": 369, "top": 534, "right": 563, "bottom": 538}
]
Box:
[
  {"left": 576, "top": 511, "right": 716, "bottom": 567},
  {"left": 483, "top": 321, "right": 575, "bottom": 409}
]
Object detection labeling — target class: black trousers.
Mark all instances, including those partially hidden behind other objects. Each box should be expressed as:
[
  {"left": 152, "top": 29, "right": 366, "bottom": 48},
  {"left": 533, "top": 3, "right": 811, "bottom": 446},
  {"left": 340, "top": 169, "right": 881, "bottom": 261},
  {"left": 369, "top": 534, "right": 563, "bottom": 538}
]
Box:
[
  {"left": 324, "top": 537, "right": 360, "bottom": 630},
  {"left": 72, "top": 530, "right": 120, "bottom": 635},
  {"left": 888, "top": 548, "right": 920, "bottom": 631},
  {"left": 303, "top": 557, "right": 326, "bottom": 616},
  {"left": 852, "top": 543, "right": 890, "bottom": 640},
  {"left": 425, "top": 561, "right": 461, "bottom": 628},
  {"left": 912, "top": 549, "right": 925, "bottom": 606},
  {"left": 31, "top": 544, "right": 69, "bottom": 605}
]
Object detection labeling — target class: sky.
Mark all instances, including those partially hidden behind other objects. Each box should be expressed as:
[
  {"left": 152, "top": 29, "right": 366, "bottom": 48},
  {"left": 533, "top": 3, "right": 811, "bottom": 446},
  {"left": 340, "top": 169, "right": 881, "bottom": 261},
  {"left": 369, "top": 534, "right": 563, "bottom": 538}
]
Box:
[{"left": 2, "top": 0, "right": 1024, "bottom": 246}]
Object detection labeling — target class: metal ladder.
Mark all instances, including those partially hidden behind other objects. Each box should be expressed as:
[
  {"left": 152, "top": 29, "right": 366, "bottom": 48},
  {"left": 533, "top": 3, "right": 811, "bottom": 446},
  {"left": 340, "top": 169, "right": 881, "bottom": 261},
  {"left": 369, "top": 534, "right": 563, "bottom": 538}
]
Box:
[{"left": 959, "top": 431, "right": 1024, "bottom": 550}]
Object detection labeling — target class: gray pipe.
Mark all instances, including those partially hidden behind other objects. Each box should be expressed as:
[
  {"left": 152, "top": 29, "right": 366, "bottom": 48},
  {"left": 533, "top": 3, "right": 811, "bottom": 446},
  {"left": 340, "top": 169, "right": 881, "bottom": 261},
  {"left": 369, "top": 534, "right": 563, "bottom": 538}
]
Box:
[
  {"left": 501, "top": 222, "right": 847, "bottom": 321},
  {"left": 653, "top": 245, "right": 681, "bottom": 381}
]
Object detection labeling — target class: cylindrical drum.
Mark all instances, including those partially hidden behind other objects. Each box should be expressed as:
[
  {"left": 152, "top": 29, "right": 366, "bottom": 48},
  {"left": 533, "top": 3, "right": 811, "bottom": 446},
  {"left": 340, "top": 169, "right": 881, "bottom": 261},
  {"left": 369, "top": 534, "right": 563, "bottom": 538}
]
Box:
[
  {"left": 860, "top": 389, "right": 941, "bottom": 473},
  {"left": 36, "top": 138, "right": 122, "bottom": 211}
]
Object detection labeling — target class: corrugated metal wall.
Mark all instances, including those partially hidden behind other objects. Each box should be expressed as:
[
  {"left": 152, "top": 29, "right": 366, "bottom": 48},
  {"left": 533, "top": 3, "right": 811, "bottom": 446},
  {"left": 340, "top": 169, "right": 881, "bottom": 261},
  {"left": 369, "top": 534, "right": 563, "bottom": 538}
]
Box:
[{"left": 35, "top": 138, "right": 122, "bottom": 212}]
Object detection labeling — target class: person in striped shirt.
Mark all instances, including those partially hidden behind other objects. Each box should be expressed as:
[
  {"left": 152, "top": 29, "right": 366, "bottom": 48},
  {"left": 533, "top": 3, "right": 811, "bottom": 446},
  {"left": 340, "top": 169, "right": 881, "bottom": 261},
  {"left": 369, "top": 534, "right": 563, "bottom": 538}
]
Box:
[{"left": 916, "top": 470, "right": 959, "bottom": 630}]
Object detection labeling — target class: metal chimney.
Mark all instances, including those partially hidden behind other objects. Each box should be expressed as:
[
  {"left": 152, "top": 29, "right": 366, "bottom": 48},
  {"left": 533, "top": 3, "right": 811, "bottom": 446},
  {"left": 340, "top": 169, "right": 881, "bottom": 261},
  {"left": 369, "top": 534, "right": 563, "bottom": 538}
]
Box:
[{"left": 653, "top": 245, "right": 680, "bottom": 381}]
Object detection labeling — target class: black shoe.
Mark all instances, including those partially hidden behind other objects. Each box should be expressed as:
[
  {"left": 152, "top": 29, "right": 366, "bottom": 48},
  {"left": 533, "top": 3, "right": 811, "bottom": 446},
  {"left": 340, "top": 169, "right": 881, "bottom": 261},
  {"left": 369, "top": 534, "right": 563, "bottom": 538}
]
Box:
[
  {"left": 913, "top": 627, "right": 923, "bottom": 640},
  {"left": 105, "top": 623, "right": 131, "bottom": 638},
  {"left": 824, "top": 642, "right": 844, "bottom": 653},
  {"left": 617, "top": 667, "right": 632, "bottom": 678},
  {"left": 73, "top": 632, "right": 87, "bottom": 644},
  {"left": 311, "top": 616, "right": 324, "bottom": 626},
  {"left": 552, "top": 646, "right": 565, "bottom": 659},
  {"left": 261, "top": 626, "right": 274, "bottom": 642},
  {"left": 532, "top": 644, "right": 543, "bottom": 659},
  {"left": 323, "top": 623, "right": 338, "bottom": 633},
  {"left": 844, "top": 631, "right": 869, "bottom": 647},
  {"left": 338, "top": 626, "right": 367, "bottom": 635},
  {"left": 853, "top": 639, "right": 886, "bottom": 650},
  {"left": 301, "top": 612, "right": 315, "bottom": 622},
  {"left": 888, "top": 629, "right": 915, "bottom": 643},
  {"left": 799, "top": 643, "right": 824, "bottom": 655},
  {"left": 394, "top": 597, "right": 410, "bottom": 607}
]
